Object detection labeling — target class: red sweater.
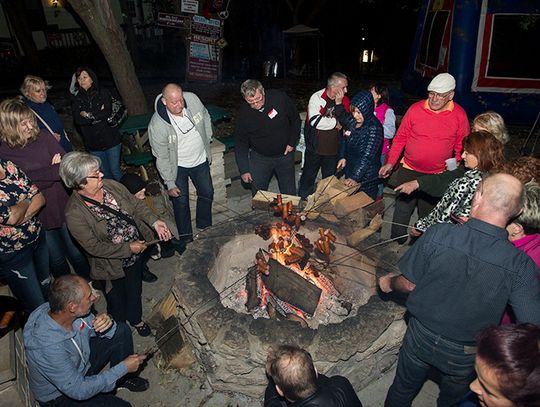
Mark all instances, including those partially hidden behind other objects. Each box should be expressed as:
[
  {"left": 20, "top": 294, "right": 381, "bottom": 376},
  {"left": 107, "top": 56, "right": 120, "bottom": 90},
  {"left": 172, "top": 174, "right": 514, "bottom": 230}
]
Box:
[{"left": 387, "top": 100, "right": 469, "bottom": 174}]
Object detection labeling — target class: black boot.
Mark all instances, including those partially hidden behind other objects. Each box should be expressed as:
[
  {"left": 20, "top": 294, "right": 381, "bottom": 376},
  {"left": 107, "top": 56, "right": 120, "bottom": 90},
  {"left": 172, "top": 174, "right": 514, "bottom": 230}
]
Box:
[{"left": 141, "top": 264, "right": 158, "bottom": 283}]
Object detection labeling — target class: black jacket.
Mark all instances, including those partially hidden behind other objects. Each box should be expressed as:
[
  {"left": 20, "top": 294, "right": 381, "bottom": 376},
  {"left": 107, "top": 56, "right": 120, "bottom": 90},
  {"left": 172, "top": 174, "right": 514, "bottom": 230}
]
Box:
[
  {"left": 264, "top": 374, "right": 363, "bottom": 407},
  {"left": 234, "top": 89, "right": 301, "bottom": 175},
  {"left": 71, "top": 70, "right": 121, "bottom": 151}
]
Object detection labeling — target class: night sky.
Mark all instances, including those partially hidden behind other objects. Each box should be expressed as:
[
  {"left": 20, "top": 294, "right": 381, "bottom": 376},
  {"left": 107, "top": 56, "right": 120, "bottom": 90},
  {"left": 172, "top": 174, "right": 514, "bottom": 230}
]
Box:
[{"left": 222, "top": 0, "right": 421, "bottom": 79}]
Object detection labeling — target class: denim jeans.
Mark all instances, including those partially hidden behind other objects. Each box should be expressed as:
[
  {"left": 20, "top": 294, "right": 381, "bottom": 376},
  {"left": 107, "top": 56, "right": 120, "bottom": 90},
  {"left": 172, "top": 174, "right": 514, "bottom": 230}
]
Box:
[
  {"left": 385, "top": 318, "right": 476, "bottom": 407},
  {"left": 170, "top": 160, "right": 214, "bottom": 243},
  {"left": 249, "top": 150, "right": 296, "bottom": 196},
  {"left": 0, "top": 230, "right": 50, "bottom": 313},
  {"left": 298, "top": 149, "right": 337, "bottom": 199},
  {"left": 46, "top": 224, "right": 90, "bottom": 280},
  {"left": 38, "top": 322, "right": 133, "bottom": 407},
  {"left": 89, "top": 144, "right": 122, "bottom": 181}
]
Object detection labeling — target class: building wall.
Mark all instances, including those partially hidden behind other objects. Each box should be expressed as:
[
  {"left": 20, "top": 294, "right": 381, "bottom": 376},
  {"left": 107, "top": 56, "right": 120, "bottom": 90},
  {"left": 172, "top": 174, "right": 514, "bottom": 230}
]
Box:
[{"left": 0, "top": 0, "right": 125, "bottom": 53}]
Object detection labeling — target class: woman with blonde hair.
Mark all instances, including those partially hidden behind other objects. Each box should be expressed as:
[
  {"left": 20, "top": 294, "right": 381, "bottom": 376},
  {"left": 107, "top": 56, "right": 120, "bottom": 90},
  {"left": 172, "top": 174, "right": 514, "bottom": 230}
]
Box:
[
  {"left": 20, "top": 75, "right": 72, "bottom": 152},
  {"left": 0, "top": 98, "right": 89, "bottom": 280},
  {"left": 472, "top": 111, "right": 509, "bottom": 145}
]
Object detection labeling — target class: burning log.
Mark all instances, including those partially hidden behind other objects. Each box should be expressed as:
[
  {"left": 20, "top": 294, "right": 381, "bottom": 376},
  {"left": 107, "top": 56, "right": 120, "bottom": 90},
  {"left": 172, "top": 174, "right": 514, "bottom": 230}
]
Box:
[
  {"left": 262, "top": 259, "right": 322, "bottom": 316},
  {"left": 245, "top": 265, "right": 260, "bottom": 311}
]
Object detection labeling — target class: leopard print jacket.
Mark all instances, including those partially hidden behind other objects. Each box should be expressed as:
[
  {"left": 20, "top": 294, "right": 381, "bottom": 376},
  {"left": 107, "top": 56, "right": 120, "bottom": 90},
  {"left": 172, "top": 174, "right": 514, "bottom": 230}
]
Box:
[{"left": 415, "top": 169, "right": 482, "bottom": 232}]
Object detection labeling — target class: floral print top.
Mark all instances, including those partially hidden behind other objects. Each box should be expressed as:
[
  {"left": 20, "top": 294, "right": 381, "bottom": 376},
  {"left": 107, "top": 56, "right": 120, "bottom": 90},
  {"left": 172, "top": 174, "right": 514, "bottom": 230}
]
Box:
[
  {"left": 0, "top": 159, "right": 41, "bottom": 254},
  {"left": 89, "top": 189, "right": 140, "bottom": 268}
]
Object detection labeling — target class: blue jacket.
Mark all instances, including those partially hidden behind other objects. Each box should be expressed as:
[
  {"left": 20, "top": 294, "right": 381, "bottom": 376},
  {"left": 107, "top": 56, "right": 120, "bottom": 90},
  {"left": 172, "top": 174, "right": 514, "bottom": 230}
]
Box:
[
  {"left": 25, "top": 98, "right": 72, "bottom": 152},
  {"left": 336, "top": 91, "right": 383, "bottom": 198},
  {"left": 23, "top": 303, "right": 127, "bottom": 402}
]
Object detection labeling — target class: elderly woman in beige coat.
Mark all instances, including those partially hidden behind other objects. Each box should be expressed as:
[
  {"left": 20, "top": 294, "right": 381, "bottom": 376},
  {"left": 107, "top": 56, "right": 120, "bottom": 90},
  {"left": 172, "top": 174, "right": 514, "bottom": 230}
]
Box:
[{"left": 59, "top": 152, "right": 172, "bottom": 336}]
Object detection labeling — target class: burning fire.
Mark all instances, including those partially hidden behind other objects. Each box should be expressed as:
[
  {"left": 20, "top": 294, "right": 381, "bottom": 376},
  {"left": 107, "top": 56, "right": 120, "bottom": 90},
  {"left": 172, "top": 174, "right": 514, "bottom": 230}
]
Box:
[{"left": 251, "top": 197, "right": 339, "bottom": 320}]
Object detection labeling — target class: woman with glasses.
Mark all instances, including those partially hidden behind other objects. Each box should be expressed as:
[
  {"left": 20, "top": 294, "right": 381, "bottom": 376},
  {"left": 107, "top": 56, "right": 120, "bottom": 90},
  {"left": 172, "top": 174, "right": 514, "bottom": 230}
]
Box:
[
  {"left": 0, "top": 98, "right": 90, "bottom": 280},
  {"left": 411, "top": 131, "right": 504, "bottom": 235},
  {"left": 71, "top": 67, "right": 123, "bottom": 180},
  {"left": 20, "top": 75, "right": 72, "bottom": 152},
  {"left": 59, "top": 152, "right": 172, "bottom": 336}
]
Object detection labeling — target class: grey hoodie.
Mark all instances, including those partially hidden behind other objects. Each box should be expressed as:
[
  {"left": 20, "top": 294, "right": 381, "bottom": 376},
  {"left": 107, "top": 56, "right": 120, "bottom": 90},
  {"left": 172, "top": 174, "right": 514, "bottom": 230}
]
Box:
[
  {"left": 23, "top": 303, "right": 127, "bottom": 402},
  {"left": 148, "top": 92, "right": 213, "bottom": 190}
]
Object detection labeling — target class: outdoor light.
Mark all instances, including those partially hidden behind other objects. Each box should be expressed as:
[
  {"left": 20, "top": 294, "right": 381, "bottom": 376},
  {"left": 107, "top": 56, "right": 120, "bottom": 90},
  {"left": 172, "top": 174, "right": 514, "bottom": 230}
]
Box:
[{"left": 362, "top": 50, "right": 369, "bottom": 63}]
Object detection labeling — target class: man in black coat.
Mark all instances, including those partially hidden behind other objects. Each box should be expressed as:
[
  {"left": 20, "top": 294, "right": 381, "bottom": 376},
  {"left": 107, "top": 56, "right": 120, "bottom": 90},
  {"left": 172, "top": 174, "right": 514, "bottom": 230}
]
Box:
[
  {"left": 234, "top": 79, "right": 301, "bottom": 196},
  {"left": 264, "top": 345, "right": 363, "bottom": 407}
]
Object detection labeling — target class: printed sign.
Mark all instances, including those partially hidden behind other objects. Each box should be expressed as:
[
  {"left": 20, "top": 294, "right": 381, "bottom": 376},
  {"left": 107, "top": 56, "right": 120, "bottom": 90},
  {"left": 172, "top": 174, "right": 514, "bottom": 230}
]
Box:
[
  {"left": 186, "top": 14, "right": 223, "bottom": 82},
  {"left": 157, "top": 12, "right": 190, "bottom": 29},
  {"left": 181, "top": 0, "right": 199, "bottom": 14}
]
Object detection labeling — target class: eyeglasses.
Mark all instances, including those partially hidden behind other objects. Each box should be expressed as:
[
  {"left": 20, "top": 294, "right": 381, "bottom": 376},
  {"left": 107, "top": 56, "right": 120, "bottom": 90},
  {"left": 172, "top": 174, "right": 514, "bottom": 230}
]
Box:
[
  {"left": 428, "top": 91, "right": 453, "bottom": 99},
  {"left": 86, "top": 170, "right": 103, "bottom": 179},
  {"left": 171, "top": 118, "right": 195, "bottom": 134}
]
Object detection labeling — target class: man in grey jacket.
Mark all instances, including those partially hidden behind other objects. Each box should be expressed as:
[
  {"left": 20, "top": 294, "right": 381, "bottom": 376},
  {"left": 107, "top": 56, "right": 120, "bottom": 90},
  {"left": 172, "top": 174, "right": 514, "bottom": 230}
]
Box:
[
  {"left": 23, "top": 275, "right": 148, "bottom": 406},
  {"left": 149, "top": 83, "right": 213, "bottom": 248}
]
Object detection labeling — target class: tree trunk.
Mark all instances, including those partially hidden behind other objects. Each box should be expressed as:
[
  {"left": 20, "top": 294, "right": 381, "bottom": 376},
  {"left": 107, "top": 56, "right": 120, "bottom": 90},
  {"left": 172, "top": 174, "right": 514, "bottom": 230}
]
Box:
[
  {"left": 1, "top": 0, "right": 42, "bottom": 71},
  {"left": 67, "top": 0, "right": 148, "bottom": 115},
  {"left": 118, "top": 0, "right": 141, "bottom": 69}
]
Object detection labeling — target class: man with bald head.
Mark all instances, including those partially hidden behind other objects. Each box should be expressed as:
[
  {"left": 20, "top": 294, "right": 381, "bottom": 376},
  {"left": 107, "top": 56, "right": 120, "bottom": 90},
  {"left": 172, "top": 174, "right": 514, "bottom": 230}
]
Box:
[
  {"left": 149, "top": 84, "right": 213, "bottom": 250},
  {"left": 378, "top": 173, "right": 540, "bottom": 407}
]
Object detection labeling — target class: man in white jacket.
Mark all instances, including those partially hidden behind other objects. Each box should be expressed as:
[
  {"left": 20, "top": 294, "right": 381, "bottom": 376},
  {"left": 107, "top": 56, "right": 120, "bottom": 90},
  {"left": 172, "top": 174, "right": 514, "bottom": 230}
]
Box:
[
  {"left": 148, "top": 83, "right": 213, "bottom": 248},
  {"left": 298, "top": 72, "right": 350, "bottom": 199}
]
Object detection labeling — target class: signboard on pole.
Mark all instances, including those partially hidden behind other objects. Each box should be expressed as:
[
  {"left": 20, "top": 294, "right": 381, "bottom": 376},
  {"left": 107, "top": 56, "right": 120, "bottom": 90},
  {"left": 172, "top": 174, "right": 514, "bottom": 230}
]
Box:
[
  {"left": 186, "top": 15, "right": 223, "bottom": 82},
  {"left": 181, "top": 0, "right": 199, "bottom": 14},
  {"left": 157, "top": 12, "right": 191, "bottom": 29}
]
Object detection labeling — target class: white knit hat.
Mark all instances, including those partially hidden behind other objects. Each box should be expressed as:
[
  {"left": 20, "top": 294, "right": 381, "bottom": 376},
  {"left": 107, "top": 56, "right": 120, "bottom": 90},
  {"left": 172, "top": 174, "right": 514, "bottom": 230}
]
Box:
[{"left": 427, "top": 73, "right": 456, "bottom": 93}]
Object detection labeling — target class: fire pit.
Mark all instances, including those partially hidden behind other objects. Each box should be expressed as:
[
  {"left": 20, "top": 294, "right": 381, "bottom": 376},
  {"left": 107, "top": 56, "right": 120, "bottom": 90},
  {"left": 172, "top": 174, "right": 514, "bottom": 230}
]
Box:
[{"left": 169, "top": 211, "right": 406, "bottom": 397}]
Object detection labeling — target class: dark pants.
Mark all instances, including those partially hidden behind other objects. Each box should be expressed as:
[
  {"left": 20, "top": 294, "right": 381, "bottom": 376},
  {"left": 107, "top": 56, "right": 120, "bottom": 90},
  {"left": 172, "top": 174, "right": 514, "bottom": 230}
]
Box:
[
  {"left": 0, "top": 230, "right": 49, "bottom": 314},
  {"left": 170, "top": 160, "right": 214, "bottom": 243},
  {"left": 385, "top": 318, "right": 476, "bottom": 407},
  {"left": 250, "top": 150, "right": 296, "bottom": 196},
  {"left": 105, "top": 258, "right": 143, "bottom": 326},
  {"left": 388, "top": 166, "right": 438, "bottom": 243},
  {"left": 298, "top": 149, "right": 337, "bottom": 199},
  {"left": 46, "top": 224, "right": 90, "bottom": 280},
  {"left": 38, "top": 322, "right": 133, "bottom": 407},
  {"left": 89, "top": 144, "right": 122, "bottom": 181}
]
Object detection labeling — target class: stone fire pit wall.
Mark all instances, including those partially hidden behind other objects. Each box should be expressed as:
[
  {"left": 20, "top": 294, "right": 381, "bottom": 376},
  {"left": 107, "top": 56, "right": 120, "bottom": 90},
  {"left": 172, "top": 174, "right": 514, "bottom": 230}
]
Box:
[{"left": 171, "top": 212, "right": 406, "bottom": 398}]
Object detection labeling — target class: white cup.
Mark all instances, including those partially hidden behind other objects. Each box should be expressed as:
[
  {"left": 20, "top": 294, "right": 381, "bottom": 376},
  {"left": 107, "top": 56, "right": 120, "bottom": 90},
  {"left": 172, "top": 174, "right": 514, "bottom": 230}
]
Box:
[{"left": 445, "top": 158, "right": 457, "bottom": 171}]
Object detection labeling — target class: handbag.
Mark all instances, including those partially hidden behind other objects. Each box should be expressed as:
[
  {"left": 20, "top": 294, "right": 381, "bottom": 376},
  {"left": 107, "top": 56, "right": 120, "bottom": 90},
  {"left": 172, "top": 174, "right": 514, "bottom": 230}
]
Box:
[
  {"left": 107, "top": 95, "right": 127, "bottom": 127},
  {"left": 304, "top": 114, "right": 323, "bottom": 152}
]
